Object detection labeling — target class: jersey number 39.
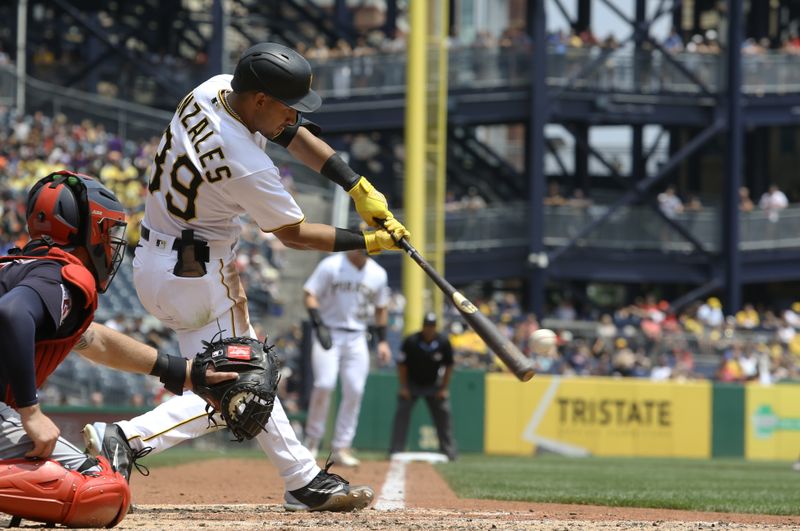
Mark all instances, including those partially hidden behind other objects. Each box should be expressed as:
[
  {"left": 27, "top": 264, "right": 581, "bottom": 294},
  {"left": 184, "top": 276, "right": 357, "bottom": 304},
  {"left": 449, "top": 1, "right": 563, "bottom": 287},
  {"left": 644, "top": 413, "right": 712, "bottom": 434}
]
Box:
[{"left": 148, "top": 126, "right": 203, "bottom": 221}]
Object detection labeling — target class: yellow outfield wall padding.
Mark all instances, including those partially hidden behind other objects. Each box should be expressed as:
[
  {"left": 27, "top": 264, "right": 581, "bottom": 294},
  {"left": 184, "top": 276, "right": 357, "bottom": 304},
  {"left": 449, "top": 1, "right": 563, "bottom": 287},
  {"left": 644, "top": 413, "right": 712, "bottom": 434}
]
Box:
[
  {"left": 745, "top": 384, "right": 800, "bottom": 460},
  {"left": 485, "top": 375, "right": 712, "bottom": 458}
]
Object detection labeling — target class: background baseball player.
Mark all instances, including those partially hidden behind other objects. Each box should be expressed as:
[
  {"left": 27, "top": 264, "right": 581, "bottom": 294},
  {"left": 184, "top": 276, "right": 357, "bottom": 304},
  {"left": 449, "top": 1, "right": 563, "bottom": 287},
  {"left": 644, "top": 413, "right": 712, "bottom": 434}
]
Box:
[
  {"left": 0, "top": 171, "right": 234, "bottom": 527},
  {"left": 303, "top": 248, "right": 391, "bottom": 466},
  {"left": 83, "top": 42, "right": 409, "bottom": 512}
]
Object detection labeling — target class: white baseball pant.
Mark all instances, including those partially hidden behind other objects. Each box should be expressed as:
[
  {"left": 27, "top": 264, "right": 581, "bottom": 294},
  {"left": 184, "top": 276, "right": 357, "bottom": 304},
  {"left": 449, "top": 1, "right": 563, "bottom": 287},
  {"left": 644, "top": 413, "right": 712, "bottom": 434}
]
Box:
[
  {"left": 304, "top": 329, "right": 369, "bottom": 450},
  {"left": 120, "top": 231, "right": 318, "bottom": 490}
]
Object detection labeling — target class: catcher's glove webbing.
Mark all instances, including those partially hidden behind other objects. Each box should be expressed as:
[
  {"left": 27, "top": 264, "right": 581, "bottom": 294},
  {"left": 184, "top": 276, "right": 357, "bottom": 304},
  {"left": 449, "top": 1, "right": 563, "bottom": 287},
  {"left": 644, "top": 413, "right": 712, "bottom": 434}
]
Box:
[{"left": 191, "top": 336, "right": 280, "bottom": 442}]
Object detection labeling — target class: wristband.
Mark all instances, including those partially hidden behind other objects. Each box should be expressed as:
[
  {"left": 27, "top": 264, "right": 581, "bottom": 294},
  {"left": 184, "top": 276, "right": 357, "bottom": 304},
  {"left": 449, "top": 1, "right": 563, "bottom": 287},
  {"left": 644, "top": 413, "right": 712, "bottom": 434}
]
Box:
[
  {"left": 150, "top": 351, "right": 186, "bottom": 396},
  {"left": 333, "top": 227, "right": 368, "bottom": 252},
  {"left": 307, "top": 307, "right": 324, "bottom": 327},
  {"left": 149, "top": 351, "right": 169, "bottom": 376},
  {"left": 376, "top": 325, "right": 388, "bottom": 342},
  {"left": 321, "top": 153, "right": 360, "bottom": 191}
]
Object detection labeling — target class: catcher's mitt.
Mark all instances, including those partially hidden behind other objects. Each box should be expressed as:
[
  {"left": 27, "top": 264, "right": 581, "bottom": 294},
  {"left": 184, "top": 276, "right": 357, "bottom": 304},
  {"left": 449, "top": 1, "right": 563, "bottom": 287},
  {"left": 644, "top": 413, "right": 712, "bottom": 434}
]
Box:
[{"left": 191, "top": 336, "right": 280, "bottom": 441}]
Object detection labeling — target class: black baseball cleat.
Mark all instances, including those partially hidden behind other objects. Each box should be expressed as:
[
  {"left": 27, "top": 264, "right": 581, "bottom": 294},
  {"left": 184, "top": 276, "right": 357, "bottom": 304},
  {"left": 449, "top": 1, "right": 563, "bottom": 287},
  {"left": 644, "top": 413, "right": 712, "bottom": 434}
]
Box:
[
  {"left": 283, "top": 460, "right": 374, "bottom": 512},
  {"left": 83, "top": 422, "right": 152, "bottom": 482}
]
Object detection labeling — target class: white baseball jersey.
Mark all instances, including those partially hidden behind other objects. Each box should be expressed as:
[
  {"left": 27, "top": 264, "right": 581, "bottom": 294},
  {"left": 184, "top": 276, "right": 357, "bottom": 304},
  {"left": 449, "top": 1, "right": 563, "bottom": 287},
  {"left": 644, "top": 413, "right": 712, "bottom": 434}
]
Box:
[
  {"left": 303, "top": 253, "right": 389, "bottom": 331},
  {"left": 143, "top": 74, "right": 304, "bottom": 246}
]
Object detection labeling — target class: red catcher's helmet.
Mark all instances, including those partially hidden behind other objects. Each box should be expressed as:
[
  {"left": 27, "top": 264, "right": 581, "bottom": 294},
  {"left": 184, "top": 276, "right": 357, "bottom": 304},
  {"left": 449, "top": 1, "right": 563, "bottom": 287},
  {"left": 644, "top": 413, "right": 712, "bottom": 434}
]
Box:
[{"left": 26, "top": 171, "right": 127, "bottom": 293}]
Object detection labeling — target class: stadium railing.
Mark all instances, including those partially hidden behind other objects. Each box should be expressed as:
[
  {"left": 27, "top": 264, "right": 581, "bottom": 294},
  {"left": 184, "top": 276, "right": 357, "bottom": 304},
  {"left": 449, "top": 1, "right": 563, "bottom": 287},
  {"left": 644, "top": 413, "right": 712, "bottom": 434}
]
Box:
[
  {"left": 0, "top": 64, "right": 172, "bottom": 139},
  {"left": 6, "top": 46, "right": 800, "bottom": 115},
  {"left": 309, "top": 48, "right": 800, "bottom": 97},
  {"left": 393, "top": 203, "right": 800, "bottom": 252}
]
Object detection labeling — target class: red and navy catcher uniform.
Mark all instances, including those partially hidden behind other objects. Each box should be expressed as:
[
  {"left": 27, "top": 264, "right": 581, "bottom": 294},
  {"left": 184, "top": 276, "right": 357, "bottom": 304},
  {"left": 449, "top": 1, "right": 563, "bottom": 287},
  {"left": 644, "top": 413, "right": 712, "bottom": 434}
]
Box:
[{"left": 0, "top": 171, "right": 130, "bottom": 527}]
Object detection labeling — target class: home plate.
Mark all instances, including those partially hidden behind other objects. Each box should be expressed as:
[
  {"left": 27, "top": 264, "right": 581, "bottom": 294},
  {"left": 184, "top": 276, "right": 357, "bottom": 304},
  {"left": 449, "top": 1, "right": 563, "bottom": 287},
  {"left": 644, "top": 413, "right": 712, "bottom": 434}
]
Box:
[{"left": 390, "top": 452, "right": 450, "bottom": 463}]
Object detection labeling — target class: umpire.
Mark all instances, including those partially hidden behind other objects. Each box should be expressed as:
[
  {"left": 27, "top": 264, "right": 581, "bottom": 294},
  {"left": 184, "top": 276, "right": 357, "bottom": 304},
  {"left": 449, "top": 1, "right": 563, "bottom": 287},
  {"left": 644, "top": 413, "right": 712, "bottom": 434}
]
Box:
[{"left": 389, "top": 313, "right": 457, "bottom": 461}]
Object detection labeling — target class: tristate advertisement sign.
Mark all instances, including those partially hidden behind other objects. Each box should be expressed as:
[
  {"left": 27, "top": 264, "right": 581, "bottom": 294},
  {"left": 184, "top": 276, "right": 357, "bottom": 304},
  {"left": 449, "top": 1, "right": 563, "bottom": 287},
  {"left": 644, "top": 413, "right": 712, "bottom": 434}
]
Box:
[{"left": 485, "top": 375, "right": 712, "bottom": 457}]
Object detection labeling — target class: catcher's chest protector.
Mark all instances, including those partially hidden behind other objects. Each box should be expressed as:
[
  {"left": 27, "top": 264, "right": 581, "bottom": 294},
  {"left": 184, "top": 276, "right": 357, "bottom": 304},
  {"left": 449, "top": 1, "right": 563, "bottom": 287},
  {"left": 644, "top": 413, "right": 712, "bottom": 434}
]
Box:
[
  {"left": 0, "top": 456, "right": 130, "bottom": 527},
  {"left": 0, "top": 248, "right": 98, "bottom": 407}
]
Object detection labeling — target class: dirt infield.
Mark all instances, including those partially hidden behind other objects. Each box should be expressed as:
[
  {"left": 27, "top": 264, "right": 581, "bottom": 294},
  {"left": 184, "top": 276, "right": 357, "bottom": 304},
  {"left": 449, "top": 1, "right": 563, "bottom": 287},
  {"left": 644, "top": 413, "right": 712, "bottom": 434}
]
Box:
[
  {"left": 103, "top": 458, "right": 800, "bottom": 530},
  {"left": 4, "top": 458, "right": 798, "bottom": 529}
]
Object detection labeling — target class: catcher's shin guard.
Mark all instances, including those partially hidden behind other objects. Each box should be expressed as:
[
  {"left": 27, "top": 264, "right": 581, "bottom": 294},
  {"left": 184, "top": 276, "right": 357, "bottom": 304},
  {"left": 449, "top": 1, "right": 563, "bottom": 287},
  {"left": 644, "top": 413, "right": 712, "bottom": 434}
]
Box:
[{"left": 0, "top": 456, "right": 130, "bottom": 528}]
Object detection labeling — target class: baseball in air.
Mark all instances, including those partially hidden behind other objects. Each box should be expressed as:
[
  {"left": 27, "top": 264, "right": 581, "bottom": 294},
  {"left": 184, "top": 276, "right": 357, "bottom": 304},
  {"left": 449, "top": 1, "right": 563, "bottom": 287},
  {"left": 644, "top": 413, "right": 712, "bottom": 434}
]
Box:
[{"left": 530, "top": 328, "right": 558, "bottom": 354}]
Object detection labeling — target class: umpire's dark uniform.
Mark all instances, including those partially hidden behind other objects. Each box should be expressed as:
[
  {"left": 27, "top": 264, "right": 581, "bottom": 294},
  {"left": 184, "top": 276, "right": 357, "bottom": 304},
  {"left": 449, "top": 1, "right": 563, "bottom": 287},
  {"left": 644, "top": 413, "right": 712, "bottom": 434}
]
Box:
[{"left": 389, "top": 313, "right": 457, "bottom": 460}]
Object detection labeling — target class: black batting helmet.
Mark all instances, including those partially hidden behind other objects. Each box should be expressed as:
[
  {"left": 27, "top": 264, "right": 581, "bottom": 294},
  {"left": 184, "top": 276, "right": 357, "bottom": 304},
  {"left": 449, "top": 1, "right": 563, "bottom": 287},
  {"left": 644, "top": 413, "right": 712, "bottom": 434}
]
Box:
[
  {"left": 231, "top": 42, "right": 322, "bottom": 113},
  {"left": 26, "top": 171, "right": 127, "bottom": 293}
]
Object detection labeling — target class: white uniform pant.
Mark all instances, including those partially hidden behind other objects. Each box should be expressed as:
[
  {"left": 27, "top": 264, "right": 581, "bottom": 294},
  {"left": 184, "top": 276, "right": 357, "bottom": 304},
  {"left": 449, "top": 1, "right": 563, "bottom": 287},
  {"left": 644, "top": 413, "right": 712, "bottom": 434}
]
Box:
[
  {"left": 124, "top": 238, "right": 318, "bottom": 490},
  {"left": 304, "top": 329, "right": 369, "bottom": 450}
]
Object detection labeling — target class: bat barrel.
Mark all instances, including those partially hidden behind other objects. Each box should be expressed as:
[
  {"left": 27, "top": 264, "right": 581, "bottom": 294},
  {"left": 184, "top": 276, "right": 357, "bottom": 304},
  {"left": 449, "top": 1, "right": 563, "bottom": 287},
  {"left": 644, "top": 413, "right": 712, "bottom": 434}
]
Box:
[
  {"left": 391, "top": 230, "right": 535, "bottom": 383},
  {"left": 519, "top": 368, "right": 535, "bottom": 381}
]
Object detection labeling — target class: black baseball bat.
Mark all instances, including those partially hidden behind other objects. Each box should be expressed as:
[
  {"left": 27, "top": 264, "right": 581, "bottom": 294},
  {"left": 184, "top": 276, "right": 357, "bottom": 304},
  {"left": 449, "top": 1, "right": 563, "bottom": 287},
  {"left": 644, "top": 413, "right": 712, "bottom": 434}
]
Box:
[{"left": 393, "top": 235, "right": 535, "bottom": 382}]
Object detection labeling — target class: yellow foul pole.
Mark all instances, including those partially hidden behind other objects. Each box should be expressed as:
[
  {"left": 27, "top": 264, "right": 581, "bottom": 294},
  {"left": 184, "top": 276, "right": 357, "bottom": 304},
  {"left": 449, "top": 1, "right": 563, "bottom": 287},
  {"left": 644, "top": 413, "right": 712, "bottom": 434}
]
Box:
[
  {"left": 403, "top": 0, "right": 427, "bottom": 335},
  {"left": 429, "top": 0, "right": 449, "bottom": 324}
]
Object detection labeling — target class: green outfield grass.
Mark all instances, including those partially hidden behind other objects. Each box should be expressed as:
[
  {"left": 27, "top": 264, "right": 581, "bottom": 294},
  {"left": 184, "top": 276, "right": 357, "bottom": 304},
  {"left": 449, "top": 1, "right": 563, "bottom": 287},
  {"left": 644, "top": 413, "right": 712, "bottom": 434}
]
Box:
[{"left": 435, "top": 455, "right": 800, "bottom": 515}]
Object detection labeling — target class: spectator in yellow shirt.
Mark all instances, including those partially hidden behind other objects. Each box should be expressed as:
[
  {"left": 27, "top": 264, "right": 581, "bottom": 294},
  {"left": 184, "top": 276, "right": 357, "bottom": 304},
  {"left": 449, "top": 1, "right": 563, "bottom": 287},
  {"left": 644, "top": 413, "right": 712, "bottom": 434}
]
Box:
[
  {"left": 99, "top": 150, "right": 138, "bottom": 184},
  {"left": 735, "top": 303, "right": 760, "bottom": 329}
]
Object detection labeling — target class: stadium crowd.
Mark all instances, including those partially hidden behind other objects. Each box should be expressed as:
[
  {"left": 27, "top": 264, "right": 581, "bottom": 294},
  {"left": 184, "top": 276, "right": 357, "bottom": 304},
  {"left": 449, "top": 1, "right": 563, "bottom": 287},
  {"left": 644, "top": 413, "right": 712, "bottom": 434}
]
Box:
[{"left": 422, "top": 292, "right": 800, "bottom": 385}]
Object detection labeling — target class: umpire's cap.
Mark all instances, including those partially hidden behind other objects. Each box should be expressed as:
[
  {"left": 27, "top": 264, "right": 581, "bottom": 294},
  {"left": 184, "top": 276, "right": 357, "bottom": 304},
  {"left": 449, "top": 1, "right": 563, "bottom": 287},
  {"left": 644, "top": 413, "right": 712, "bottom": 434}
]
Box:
[
  {"left": 423, "top": 312, "right": 437, "bottom": 326},
  {"left": 232, "top": 42, "right": 322, "bottom": 113}
]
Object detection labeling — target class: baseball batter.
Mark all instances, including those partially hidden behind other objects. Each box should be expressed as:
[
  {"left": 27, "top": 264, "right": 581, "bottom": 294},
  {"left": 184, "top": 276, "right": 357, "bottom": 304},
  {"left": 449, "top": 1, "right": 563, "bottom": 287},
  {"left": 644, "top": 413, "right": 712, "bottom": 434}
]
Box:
[
  {"left": 304, "top": 249, "right": 391, "bottom": 466},
  {"left": 83, "top": 42, "right": 409, "bottom": 513}
]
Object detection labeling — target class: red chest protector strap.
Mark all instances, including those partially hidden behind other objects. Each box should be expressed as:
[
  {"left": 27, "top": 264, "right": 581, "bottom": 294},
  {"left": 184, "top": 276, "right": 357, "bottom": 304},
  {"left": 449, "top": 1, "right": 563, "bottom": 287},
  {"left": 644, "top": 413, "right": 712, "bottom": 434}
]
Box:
[{"left": 0, "top": 246, "right": 98, "bottom": 406}]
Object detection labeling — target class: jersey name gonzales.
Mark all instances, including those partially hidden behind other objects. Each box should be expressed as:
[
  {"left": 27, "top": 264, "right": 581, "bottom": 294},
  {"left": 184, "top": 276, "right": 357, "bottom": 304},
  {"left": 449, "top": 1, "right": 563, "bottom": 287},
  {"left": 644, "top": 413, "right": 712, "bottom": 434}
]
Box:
[{"left": 144, "top": 75, "right": 304, "bottom": 246}]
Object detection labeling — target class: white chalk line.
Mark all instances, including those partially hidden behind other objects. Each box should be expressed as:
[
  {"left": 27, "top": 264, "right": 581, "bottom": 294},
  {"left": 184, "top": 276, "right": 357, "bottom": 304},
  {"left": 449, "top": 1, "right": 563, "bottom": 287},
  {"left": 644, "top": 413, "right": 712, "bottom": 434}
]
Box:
[{"left": 374, "top": 458, "right": 406, "bottom": 510}]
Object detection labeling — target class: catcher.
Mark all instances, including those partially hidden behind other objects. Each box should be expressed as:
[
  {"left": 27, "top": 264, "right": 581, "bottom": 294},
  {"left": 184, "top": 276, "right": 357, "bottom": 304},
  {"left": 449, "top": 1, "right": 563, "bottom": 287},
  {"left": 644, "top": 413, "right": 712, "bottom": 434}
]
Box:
[{"left": 0, "top": 171, "right": 236, "bottom": 528}]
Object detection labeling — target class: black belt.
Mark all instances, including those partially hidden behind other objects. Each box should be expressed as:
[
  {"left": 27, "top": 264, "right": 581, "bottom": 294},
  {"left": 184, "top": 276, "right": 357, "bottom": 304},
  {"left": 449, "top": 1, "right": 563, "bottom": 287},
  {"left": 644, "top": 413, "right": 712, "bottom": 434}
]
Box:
[
  {"left": 140, "top": 226, "right": 182, "bottom": 251},
  {"left": 141, "top": 226, "right": 211, "bottom": 276}
]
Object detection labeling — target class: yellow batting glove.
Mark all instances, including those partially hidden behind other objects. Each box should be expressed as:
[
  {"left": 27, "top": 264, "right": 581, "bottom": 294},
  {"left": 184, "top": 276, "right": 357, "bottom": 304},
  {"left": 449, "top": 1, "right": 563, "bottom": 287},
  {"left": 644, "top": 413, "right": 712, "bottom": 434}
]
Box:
[
  {"left": 348, "top": 176, "right": 393, "bottom": 227},
  {"left": 363, "top": 229, "right": 405, "bottom": 254},
  {"left": 381, "top": 217, "right": 410, "bottom": 242}
]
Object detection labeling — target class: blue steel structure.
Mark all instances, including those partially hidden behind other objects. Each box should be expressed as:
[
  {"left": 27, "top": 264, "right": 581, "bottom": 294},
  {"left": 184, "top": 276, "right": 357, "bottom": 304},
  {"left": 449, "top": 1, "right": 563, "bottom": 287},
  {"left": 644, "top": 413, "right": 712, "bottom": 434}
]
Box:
[
  {"left": 6, "top": 0, "right": 800, "bottom": 315},
  {"left": 723, "top": 0, "right": 744, "bottom": 317},
  {"left": 527, "top": 0, "right": 548, "bottom": 315},
  {"left": 311, "top": 0, "right": 799, "bottom": 317}
]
